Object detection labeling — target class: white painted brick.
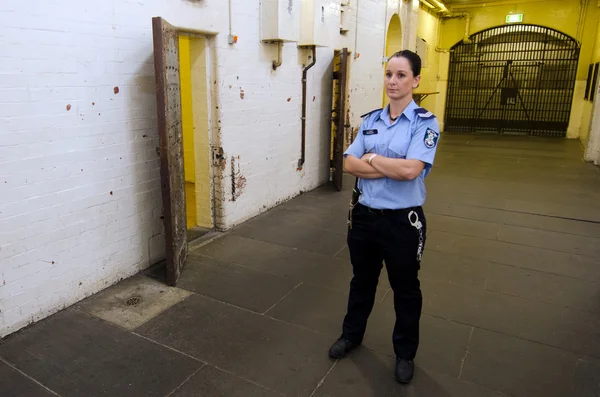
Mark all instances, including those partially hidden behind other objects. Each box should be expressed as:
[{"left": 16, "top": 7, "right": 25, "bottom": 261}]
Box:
[{"left": 0, "top": 0, "right": 416, "bottom": 337}]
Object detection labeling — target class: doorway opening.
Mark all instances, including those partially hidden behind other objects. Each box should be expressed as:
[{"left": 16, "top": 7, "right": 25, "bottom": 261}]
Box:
[
  {"left": 152, "top": 17, "right": 219, "bottom": 285},
  {"left": 445, "top": 24, "right": 580, "bottom": 137},
  {"left": 178, "top": 34, "right": 214, "bottom": 240},
  {"left": 383, "top": 14, "right": 403, "bottom": 108}
]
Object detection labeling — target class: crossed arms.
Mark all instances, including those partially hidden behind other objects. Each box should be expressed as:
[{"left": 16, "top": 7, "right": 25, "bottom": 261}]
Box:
[{"left": 343, "top": 154, "right": 425, "bottom": 181}]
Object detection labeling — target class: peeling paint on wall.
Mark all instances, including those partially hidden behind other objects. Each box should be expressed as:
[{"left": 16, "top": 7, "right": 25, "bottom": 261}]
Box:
[{"left": 230, "top": 156, "right": 246, "bottom": 201}]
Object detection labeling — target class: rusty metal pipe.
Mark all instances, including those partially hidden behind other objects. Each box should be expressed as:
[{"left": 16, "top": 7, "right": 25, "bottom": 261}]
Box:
[{"left": 298, "top": 45, "right": 317, "bottom": 169}]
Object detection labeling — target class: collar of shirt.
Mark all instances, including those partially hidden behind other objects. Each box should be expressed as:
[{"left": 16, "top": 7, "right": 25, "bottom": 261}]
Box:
[{"left": 378, "top": 100, "right": 418, "bottom": 127}]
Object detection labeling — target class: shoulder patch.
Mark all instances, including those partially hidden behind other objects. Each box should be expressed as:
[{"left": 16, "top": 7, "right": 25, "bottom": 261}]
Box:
[
  {"left": 360, "top": 108, "right": 383, "bottom": 118},
  {"left": 414, "top": 108, "right": 436, "bottom": 119},
  {"left": 424, "top": 128, "right": 440, "bottom": 149}
]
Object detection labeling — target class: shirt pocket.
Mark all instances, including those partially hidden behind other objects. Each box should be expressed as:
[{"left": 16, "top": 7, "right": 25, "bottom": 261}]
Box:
[
  {"left": 363, "top": 135, "right": 378, "bottom": 153},
  {"left": 388, "top": 137, "right": 410, "bottom": 159}
]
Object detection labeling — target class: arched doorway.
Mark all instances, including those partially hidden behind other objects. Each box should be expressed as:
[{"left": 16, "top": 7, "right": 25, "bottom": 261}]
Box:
[
  {"left": 383, "top": 14, "right": 403, "bottom": 107},
  {"left": 444, "top": 24, "right": 580, "bottom": 137}
]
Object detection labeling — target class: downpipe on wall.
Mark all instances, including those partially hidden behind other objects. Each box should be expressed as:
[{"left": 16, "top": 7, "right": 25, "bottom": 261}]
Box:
[
  {"left": 272, "top": 41, "right": 283, "bottom": 70},
  {"left": 576, "top": 0, "right": 590, "bottom": 44},
  {"left": 354, "top": 0, "right": 360, "bottom": 59},
  {"left": 382, "top": 0, "right": 388, "bottom": 61},
  {"left": 228, "top": 0, "right": 234, "bottom": 44},
  {"left": 298, "top": 45, "right": 317, "bottom": 170}
]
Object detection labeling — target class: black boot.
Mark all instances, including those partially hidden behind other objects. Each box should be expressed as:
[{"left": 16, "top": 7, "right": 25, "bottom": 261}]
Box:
[
  {"left": 328, "top": 337, "right": 360, "bottom": 359},
  {"left": 395, "top": 359, "right": 414, "bottom": 383}
]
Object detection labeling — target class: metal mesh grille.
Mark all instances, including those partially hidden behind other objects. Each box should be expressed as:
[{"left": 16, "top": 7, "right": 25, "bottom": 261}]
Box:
[{"left": 445, "top": 24, "right": 580, "bottom": 137}]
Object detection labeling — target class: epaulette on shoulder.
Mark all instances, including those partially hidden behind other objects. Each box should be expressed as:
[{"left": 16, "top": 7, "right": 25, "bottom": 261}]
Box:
[
  {"left": 414, "top": 107, "right": 436, "bottom": 119},
  {"left": 360, "top": 108, "right": 383, "bottom": 118}
]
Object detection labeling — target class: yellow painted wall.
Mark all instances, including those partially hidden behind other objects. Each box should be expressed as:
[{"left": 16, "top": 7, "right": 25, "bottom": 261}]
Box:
[
  {"left": 387, "top": 14, "right": 403, "bottom": 56},
  {"left": 416, "top": 8, "right": 441, "bottom": 113},
  {"left": 383, "top": 14, "right": 403, "bottom": 107},
  {"left": 179, "top": 34, "right": 212, "bottom": 230},
  {"left": 189, "top": 36, "right": 213, "bottom": 229},
  {"left": 580, "top": 20, "right": 600, "bottom": 149},
  {"left": 179, "top": 35, "right": 197, "bottom": 230},
  {"left": 435, "top": 52, "right": 450, "bottom": 131},
  {"left": 438, "top": 0, "right": 600, "bottom": 138}
]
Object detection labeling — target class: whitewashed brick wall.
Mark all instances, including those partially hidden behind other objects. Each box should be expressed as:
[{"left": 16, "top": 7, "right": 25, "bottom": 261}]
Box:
[{"left": 0, "top": 0, "right": 417, "bottom": 337}]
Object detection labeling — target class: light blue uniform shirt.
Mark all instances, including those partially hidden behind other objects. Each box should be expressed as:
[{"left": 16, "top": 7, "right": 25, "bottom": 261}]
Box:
[{"left": 344, "top": 100, "right": 440, "bottom": 210}]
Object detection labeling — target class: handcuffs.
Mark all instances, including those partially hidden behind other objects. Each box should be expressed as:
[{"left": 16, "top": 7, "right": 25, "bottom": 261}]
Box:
[{"left": 408, "top": 210, "right": 424, "bottom": 263}]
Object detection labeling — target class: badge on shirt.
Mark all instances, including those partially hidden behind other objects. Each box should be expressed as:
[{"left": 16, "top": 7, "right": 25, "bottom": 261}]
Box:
[
  {"left": 424, "top": 128, "right": 439, "bottom": 148},
  {"left": 363, "top": 129, "right": 378, "bottom": 135}
]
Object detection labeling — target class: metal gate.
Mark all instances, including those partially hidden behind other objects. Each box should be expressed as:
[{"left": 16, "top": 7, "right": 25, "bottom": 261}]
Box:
[{"left": 445, "top": 24, "right": 580, "bottom": 137}]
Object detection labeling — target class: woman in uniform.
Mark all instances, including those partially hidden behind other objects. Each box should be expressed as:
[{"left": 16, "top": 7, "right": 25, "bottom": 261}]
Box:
[{"left": 328, "top": 50, "right": 440, "bottom": 384}]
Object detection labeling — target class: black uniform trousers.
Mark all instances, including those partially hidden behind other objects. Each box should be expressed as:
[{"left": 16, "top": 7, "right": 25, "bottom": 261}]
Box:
[{"left": 342, "top": 202, "right": 426, "bottom": 360}]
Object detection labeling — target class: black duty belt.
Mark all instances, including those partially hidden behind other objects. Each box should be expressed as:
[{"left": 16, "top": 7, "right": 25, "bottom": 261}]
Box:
[{"left": 356, "top": 203, "right": 420, "bottom": 215}]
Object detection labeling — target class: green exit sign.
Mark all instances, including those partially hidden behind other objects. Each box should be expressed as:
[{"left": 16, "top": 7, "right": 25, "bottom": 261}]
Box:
[{"left": 506, "top": 14, "right": 523, "bottom": 23}]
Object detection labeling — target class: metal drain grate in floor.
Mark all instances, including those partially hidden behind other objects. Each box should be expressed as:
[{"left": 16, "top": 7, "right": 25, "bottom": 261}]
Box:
[{"left": 124, "top": 296, "right": 142, "bottom": 306}]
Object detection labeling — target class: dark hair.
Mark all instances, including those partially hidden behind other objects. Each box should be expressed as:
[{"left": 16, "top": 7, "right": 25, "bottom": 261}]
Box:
[{"left": 389, "top": 50, "right": 421, "bottom": 77}]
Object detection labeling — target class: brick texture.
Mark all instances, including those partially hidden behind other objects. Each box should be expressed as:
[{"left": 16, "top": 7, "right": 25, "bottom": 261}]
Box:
[{"left": 0, "top": 0, "right": 416, "bottom": 337}]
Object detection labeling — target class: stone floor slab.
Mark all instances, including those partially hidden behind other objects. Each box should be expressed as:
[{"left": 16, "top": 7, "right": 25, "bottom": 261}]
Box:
[
  {"left": 403, "top": 370, "right": 510, "bottom": 397},
  {"left": 267, "top": 281, "right": 392, "bottom": 337},
  {"left": 170, "top": 365, "right": 281, "bottom": 397},
  {"left": 312, "top": 348, "right": 508, "bottom": 397},
  {"left": 486, "top": 263, "right": 600, "bottom": 311},
  {"left": 232, "top": 216, "right": 347, "bottom": 256},
  {"left": 0, "top": 360, "right": 57, "bottom": 397},
  {"left": 505, "top": 199, "right": 600, "bottom": 222},
  {"left": 137, "top": 294, "right": 333, "bottom": 397},
  {"left": 438, "top": 204, "right": 507, "bottom": 225},
  {"left": 426, "top": 213, "right": 500, "bottom": 240},
  {"left": 251, "top": 205, "right": 348, "bottom": 234},
  {"left": 498, "top": 224, "right": 600, "bottom": 257},
  {"left": 502, "top": 210, "right": 600, "bottom": 238},
  {"left": 427, "top": 230, "right": 600, "bottom": 282},
  {"left": 281, "top": 248, "right": 392, "bottom": 299},
  {"left": 461, "top": 328, "right": 593, "bottom": 397},
  {"left": 192, "top": 234, "right": 321, "bottom": 279},
  {"left": 419, "top": 250, "right": 490, "bottom": 290},
  {"left": 268, "top": 283, "right": 471, "bottom": 378},
  {"left": 311, "top": 348, "right": 406, "bottom": 397},
  {"left": 573, "top": 357, "right": 600, "bottom": 397},
  {"left": 363, "top": 305, "right": 473, "bottom": 378},
  {"left": 178, "top": 255, "right": 299, "bottom": 313},
  {"left": 265, "top": 283, "right": 348, "bottom": 338},
  {"left": 0, "top": 309, "right": 201, "bottom": 397},
  {"left": 3, "top": 134, "right": 600, "bottom": 397},
  {"left": 77, "top": 275, "right": 191, "bottom": 330},
  {"left": 297, "top": 257, "right": 354, "bottom": 292},
  {"left": 407, "top": 279, "right": 600, "bottom": 358}
]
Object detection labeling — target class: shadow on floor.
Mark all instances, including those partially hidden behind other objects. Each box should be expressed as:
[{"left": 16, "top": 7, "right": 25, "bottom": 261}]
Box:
[{"left": 2, "top": 134, "right": 600, "bottom": 397}]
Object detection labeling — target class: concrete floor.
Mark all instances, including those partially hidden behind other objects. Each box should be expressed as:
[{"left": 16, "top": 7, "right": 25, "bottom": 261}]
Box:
[{"left": 2, "top": 133, "right": 600, "bottom": 397}]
